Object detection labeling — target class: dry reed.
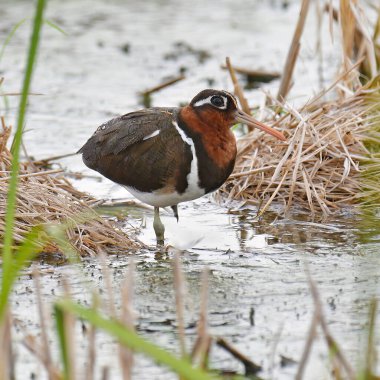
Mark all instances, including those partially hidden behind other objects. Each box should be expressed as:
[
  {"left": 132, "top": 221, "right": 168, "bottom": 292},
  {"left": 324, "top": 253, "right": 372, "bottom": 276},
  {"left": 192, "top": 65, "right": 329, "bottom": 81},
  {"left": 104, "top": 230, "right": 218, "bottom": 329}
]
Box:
[
  {"left": 219, "top": 1, "right": 380, "bottom": 216},
  {"left": 173, "top": 252, "right": 188, "bottom": 360},
  {"left": 0, "top": 123, "right": 139, "bottom": 256},
  {"left": 219, "top": 84, "right": 380, "bottom": 216},
  {"left": 277, "top": 0, "right": 311, "bottom": 102}
]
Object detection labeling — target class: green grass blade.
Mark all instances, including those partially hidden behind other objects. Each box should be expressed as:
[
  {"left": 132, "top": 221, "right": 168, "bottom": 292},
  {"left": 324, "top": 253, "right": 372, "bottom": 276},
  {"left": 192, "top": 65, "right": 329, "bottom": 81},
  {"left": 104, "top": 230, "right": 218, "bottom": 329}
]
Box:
[
  {"left": 0, "top": 18, "right": 27, "bottom": 65},
  {"left": 44, "top": 19, "right": 67, "bottom": 35},
  {"left": 0, "top": 226, "right": 45, "bottom": 318},
  {"left": 54, "top": 304, "right": 70, "bottom": 380},
  {"left": 57, "top": 300, "right": 219, "bottom": 380},
  {"left": 1, "top": 0, "right": 46, "bottom": 323}
]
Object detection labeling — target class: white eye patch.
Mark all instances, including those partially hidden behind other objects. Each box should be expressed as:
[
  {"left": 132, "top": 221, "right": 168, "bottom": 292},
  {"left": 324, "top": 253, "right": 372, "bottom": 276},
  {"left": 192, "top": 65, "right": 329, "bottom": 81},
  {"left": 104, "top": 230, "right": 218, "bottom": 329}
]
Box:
[
  {"left": 221, "top": 90, "right": 238, "bottom": 109},
  {"left": 193, "top": 95, "right": 228, "bottom": 109}
]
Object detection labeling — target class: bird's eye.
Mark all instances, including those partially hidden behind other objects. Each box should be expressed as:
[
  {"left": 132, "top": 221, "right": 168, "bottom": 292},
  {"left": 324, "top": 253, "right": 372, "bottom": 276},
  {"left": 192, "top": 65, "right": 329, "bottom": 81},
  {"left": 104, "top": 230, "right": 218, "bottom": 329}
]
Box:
[{"left": 210, "top": 95, "right": 225, "bottom": 108}]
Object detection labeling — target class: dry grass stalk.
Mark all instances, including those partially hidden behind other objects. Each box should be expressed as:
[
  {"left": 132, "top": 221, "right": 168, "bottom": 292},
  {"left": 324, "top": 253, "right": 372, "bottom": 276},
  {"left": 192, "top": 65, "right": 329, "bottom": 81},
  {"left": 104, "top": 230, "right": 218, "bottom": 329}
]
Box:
[
  {"left": 62, "top": 277, "right": 77, "bottom": 380},
  {"left": 101, "top": 366, "right": 110, "bottom": 380},
  {"left": 191, "top": 268, "right": 211, "bottom": 369},
  {"left": 32, "top": 267, "right": 56, "bottom": 380},
  {"left": 23, "top": 335, "right": 62, "bottom": 380},
  {"left": 225, "top": 57, "right": 253, "bottom": 131},
  {"left": 0, "top": 309, "right": 14, "bottom": 380},
  {"left": 98, "top": 254, "right": 134, "bottom": 379},
  {"left": 0, "top": 125, "right": 139, "bottom": 256},
  {"left": 340, "top": 0, "right": 358, "bottom": 71},
  {"left": 85, "top": 292, "right": 99, "bottom": 380},
  {"left": 173, "top": 253, "right": 187, "bottom": 361},
  {"left": 307, "top": 269, "right": 356, "bottom": 380},
  {"left": 364, "top": 299, "right": 377, "bottom": 379},
  {"left": 327, "top": 1, "right": 379, "bottom": 84},
  {"left": 99, "top": 253, "right": 116, "bottom": 317},
  {"left": 219, "top": 86, "right": 380, "bottom": 215},
  {"left": 119, "top": 259, "right": 136, "bottom": 380},
  {"left": 295, "top": 307, "right": 319, "bottom": 380},
  {"left": 277, "top": 0, "right": 311, "bottom": 101}
]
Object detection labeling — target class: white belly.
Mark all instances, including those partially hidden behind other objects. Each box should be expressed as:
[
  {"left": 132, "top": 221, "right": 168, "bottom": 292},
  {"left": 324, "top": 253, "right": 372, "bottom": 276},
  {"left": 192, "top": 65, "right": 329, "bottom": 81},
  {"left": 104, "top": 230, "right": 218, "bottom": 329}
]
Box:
[{"left": 125, "top": 186, "right": 205, "bottom": 207}]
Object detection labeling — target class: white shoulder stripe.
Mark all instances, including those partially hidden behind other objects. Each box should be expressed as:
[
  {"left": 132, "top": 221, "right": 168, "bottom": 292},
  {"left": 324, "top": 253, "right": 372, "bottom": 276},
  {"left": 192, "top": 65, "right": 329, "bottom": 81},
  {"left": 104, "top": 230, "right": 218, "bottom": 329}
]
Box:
[
  {"left": 143, "top": 129, "right": 160, "bottom": 141},
  {"left": 173, "top": 121, "right": 192, "bottom": 145},
  {"left": 172, "top": 121, "right": 204, "bottom": 196}
]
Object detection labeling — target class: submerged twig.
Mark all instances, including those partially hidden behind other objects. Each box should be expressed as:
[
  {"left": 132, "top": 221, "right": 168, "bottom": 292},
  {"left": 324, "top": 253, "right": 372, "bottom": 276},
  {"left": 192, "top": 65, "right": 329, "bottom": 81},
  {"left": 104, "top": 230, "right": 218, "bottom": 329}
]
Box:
[
  {"left": 216, "top": 337, "right": 262, "bottom": 375},
  {"left": 221, "top": 64, "right": 280, "bottom": 82},
  {"left": 141, "top": 75, "right": 185, "bottom": 96}
]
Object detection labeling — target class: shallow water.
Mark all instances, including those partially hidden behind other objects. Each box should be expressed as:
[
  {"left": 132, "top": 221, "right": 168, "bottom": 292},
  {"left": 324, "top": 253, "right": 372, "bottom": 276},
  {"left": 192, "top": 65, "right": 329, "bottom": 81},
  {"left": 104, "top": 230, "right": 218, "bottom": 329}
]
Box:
[{"left": 1, "top": 0, "right": 380, "bottom": 379}]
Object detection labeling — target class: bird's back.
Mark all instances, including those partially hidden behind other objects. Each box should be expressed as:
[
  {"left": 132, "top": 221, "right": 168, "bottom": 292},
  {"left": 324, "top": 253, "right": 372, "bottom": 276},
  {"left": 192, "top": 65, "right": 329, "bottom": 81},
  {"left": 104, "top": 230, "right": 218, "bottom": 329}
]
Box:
[{"left": 78, "top": 107, "right": 194, "bottom": 195}]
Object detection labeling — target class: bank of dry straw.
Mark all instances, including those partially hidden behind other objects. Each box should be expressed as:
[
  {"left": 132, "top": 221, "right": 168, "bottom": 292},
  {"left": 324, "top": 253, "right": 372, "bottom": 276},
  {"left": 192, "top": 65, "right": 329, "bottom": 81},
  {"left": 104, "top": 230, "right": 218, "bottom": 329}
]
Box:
[
  {"left": 218, "top": 0, "right": 380, "bottom": 216},
  {"left": 0, "top": 122, "right": 139, "bottom": 256},
  {"left": 219, "top": 85, "right": 380, "bottom": 216}
]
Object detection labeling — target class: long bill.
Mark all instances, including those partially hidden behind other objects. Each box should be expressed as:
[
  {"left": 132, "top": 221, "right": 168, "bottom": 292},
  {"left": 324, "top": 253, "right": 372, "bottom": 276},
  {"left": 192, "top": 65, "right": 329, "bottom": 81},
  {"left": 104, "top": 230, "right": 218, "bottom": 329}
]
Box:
[{"left": 234, "top": 109, "right": 286, "bottom": 141}]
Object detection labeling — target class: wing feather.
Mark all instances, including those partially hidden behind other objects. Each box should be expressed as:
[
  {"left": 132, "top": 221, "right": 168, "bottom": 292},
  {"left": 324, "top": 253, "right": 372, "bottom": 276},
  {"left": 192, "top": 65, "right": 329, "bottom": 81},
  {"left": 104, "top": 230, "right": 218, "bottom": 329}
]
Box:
[{"left": 78, "top": 107, "right": 192, "bottom": 193}]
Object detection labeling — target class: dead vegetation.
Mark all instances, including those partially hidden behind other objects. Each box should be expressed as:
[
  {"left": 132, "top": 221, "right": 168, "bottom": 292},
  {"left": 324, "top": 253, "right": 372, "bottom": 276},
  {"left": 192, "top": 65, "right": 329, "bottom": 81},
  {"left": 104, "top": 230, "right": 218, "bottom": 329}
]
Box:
[
  {"left": 219, "top": 0, "right": 380, "bottom": 216},
  {"left": 219, "top": 84, "right": 380, "bottom": 216},
  {"left": 0, "top": 121, "right": 139, "bottom": 256}
]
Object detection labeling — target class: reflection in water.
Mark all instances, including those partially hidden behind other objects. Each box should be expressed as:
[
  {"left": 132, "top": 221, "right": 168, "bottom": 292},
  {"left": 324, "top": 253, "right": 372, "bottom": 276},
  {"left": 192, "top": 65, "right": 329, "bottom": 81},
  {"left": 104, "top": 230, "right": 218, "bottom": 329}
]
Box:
[
  {"left": 98, "top": 199, "right": 379, "bottom": 255},
  {"left": 10, "top": 199, "right": 380, "bottom": 380},
  {"left": 228, "top": 205, "right": 375, "bottom": 255},
  {"left": 357, "top": 209, "right": 380, "bottom": 244}
]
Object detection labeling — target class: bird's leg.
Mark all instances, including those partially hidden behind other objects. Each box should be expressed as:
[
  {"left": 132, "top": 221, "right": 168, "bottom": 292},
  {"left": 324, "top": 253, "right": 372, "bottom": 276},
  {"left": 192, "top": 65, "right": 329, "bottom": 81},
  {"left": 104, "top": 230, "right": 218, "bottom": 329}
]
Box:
[
  {"left": 171, "top": 205, "right": 179, "bottom": 222},
  {"left": 153, "top": 207, "right": 165, "bottom": 246}
]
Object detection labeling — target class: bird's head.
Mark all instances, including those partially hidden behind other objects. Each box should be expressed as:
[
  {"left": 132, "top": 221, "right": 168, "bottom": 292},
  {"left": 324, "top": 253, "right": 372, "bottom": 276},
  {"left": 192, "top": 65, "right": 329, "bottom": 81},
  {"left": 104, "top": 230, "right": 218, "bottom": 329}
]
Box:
[{"left": 189, "top": 89, "right": 286, "bottom": 141}]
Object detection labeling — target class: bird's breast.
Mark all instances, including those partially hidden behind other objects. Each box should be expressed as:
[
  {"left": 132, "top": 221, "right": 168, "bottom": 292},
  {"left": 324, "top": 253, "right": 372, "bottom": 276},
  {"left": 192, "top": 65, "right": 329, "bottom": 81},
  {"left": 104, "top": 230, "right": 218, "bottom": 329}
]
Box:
[{"left": 178, "top": 107, "right": 237, "bottom": 193}]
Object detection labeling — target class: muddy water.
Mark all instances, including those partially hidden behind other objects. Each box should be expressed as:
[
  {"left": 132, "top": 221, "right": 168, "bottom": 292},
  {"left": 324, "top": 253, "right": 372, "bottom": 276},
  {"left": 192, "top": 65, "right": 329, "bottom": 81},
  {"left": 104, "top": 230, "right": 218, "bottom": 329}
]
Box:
[{"left": 1, "top": 0, "right": 380, "bottom": 379}]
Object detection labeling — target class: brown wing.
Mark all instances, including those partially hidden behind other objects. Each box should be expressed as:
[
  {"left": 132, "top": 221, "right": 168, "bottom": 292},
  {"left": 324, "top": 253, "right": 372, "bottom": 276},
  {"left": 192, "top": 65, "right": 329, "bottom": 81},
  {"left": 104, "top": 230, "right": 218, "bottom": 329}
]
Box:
[{"left": 79, "top": 108, "right": 192, "bottom": 193}]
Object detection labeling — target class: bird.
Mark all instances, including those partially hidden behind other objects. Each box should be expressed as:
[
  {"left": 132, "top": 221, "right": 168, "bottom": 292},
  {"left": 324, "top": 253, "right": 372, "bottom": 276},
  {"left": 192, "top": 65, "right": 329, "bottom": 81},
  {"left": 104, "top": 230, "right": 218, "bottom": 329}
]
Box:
[{"left": 78, "top": 89, "right": 286, "bottom": 246}]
